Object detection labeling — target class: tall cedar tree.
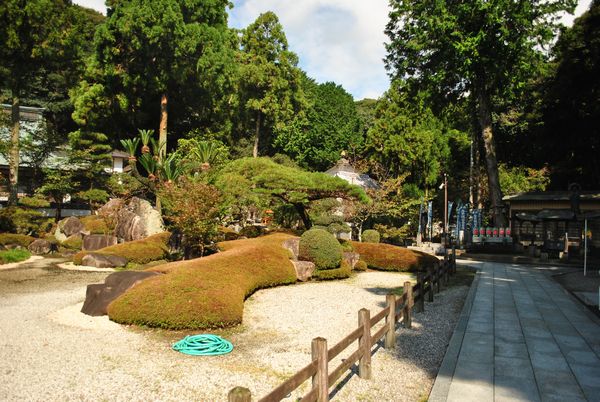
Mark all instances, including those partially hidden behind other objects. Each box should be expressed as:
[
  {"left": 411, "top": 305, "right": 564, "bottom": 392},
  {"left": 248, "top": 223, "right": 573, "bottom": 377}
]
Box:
[
  {"left": 0, "top": 0, "right": 82, "bottom": 205},
  {"left": 385, "top": 0, "right": 576, "bottom": 226},
  {"left": 239, "top": 12, "right": 306, "bottom": 158},
  {"left": 72, "top": 0, "right": 230, "bottom": 157}
]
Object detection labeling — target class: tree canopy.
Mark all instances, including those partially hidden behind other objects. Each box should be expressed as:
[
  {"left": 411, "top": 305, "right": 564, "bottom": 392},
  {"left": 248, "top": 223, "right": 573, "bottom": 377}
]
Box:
[{"left": 385, "top": 0, "right": 576, "bottom": 225}]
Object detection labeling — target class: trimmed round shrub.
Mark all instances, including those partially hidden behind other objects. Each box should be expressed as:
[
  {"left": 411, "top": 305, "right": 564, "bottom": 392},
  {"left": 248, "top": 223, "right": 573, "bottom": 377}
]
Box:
[
  {"left": 239, "top": 225, "right": 264, "bottom": 238},
  {"left": 362, "top": 229, "right": 380, "bottom": 243},
  {"left": 298, "top": 228, "right": 342, "bottom": 270},
  {"left": 354, "top": 260, "right": 368, "bottom": 271}
]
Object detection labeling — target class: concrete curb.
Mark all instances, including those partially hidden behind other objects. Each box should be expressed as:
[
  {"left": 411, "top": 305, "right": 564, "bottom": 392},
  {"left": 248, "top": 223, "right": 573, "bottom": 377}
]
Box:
[{"left": 428, "top": 263, "right": 482, "bottom": 402}]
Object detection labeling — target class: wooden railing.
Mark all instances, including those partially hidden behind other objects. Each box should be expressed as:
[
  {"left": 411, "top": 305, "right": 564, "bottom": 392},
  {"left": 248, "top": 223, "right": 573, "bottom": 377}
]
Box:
[{"left": 228, "top": 252, "right": 457, "bottom": 402}]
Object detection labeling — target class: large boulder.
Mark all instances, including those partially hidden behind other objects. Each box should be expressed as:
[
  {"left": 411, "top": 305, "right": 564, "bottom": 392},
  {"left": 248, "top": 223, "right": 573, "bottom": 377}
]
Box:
[
  {"left": 28, "top": 239, "right": 53, "bottom": 255},
  {"left": 113, "top": 197, "right": 164, "bottom": 242},
  {"left": 59, "top": 216, "right": 85, "bottom": 237},
  {"left": 81, "top": 253, "right": 128, "bottom": 268},
  {"left": 291, "top": 260, "right": 316, "bottom": 282},
  {"left": 83, "top": 234, "right": 118, "bottom": 251},
  {"left": 81, "top": 271, "right": 160, "bottom": 316},
  {"left": 282, "top": 238, "right": 300, "bottom": 260}
]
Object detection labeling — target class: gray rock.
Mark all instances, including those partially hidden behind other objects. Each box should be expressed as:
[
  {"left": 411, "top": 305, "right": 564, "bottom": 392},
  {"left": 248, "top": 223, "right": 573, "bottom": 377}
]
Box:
[
  {"left": 28, "top": 239, "right": 53, "bottom": 255},
  {"left": 343, "top": 252, "right": 360, "bottom": 270},
  {"left": 81, "top": 253, "right": 128, "bottom": 268},
  {"left": 83, "top": 234, "right": 118, "bottom": 251},
  {"left": 113, "top": 197, "right": 164, "bottom": 242},
  {"left": 81, "top": 271, "right": 160, "bottom": 316},
  {"left": 54, "top": 227, "right": 67, "bottom": 243},
  {"left": 282, "top": 238, "right": 300, "bottom": 260},
  {"left": 60, "top": 216, "right": 85, "bottom": 237},
  {"left": 291, "top": 260, "right": 315, "bottom": 282}
]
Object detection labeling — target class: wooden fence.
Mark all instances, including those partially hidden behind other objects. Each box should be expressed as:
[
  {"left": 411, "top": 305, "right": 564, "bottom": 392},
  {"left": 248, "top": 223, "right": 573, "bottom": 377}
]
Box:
[{"left": 228, "top": 251, "right": 457, "bottom": 402}]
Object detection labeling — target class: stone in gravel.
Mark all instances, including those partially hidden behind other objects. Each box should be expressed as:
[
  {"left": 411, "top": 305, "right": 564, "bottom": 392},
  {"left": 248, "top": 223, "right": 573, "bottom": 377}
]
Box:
[
  {"left": 282, "top": 238, "right": 299, "bottom": 260},
  {"left": 60, "top": 217, "right": 85, "bottom": 237},
  {"left": 291, "top": 260, "right": 315, "bottom": 282},
  {"left": 81, "top": 271, "right": 160, "bottom": 316},
  {"left": 83, "top": 234, "right": 118, "bottom": 251},
  {"left": 343, "top": 252, "right": 360, "bottom": 269},
  {"left": 28, "top": 239, "right": 53, "bottom": 255},
  {"left": 81, "top": 253, "right": 128, "bottom": 268}
]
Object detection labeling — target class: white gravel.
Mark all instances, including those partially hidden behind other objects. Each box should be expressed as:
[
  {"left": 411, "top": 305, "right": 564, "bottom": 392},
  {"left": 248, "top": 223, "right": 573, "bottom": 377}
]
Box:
[{"left": 0, "top": 261, "right": 468, "bottom": 402}]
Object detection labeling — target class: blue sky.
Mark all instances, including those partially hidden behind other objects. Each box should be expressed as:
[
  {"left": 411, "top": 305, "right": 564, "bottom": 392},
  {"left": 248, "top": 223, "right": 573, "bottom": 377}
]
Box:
[{"left": 75, "top": 0, "right": 592, "bottom": 100}]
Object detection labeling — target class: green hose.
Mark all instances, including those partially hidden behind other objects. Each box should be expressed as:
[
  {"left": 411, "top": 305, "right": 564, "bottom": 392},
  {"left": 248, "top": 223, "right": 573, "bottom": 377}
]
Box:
[{"left": 172, "top": 334, "right": 233, "bottom": 356}]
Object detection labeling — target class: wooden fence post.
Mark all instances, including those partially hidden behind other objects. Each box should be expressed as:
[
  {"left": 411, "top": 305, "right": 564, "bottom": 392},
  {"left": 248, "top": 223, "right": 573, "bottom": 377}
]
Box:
[
  {"left": 435, "top": 263, "right": 441, "bottom": 293},
  {"left": 427, "top": 267, "right": 434, "bottom": 302},
  {"left": 228, "top": 387, "right": 251, "bottom": 402},
  {"left": 358, "top": 308, "right": 372, "bottom": 379},
  {"left": 416, "top": 273, "right": 424, "bottom": 312},
  {"left": 311, "top": 337, "right": 329, "bottom": 402},
  {"left": 385, "top": 294, "right": 396, "bottom": 349},
  {"left": 403, "top": 281, "right": 413, "bottom": 329}
]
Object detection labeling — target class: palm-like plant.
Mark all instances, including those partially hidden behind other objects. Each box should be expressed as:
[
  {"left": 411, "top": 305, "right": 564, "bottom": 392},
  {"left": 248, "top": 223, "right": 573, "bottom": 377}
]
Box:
[
  {"left": 120, "top": 138, "right": 140, "bottom": 160},
  {"left": 138, "top": 153, "right": 158, "bottom": 180},
  {"left": 150, "top": 137, "right": 166, "bottom": 161},
  {"left": 159, "top": 153, "right": 183, "bottom": 184},
  {"left": 193, "top": 141, "right": 220, "bottom": 171},
  {"left": 138, "top": 129, "right": 154, "bottom": 154}
]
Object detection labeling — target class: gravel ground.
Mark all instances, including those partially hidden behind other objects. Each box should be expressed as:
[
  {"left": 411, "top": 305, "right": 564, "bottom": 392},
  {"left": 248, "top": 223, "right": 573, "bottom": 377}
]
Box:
[{"left": 0, "top": 259, "right": 468, "bottom": 401}]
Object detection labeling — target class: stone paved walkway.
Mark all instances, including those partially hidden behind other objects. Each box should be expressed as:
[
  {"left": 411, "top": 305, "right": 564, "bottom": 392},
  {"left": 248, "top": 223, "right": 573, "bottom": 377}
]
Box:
[{"left": 430, "top": 261, "right": 600, "bottom": 402}]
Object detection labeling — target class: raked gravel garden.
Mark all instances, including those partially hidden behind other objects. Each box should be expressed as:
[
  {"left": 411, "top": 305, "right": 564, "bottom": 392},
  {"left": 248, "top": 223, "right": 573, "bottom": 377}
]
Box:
[{"left": 0, "top": 257, "right": 469, "bottom": 402}]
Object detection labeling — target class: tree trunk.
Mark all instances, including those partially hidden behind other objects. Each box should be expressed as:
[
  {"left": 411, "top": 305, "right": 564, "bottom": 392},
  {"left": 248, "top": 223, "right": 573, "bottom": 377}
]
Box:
[
  {"left": 293, "top": 203, "right": 312, "bottom": 229},
  {"left": 8, "top": 93, "right": 20, "bottom": 206},
  {"left": 253, "top": 111, "right": 261, "bottom": 158},
  {"left": 159, "top": 93, "right": 168, "bottom": 162},
  {"left": 476, "top": 89, "right": 506, "bottom": 227},
  {"left": 55, "top": 200, "right": 62, "bottom": 223}
]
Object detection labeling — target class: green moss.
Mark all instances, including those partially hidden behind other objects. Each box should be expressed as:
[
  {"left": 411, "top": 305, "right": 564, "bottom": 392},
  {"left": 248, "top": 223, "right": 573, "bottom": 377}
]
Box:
[
  {"left": 299, "top": 228, "right": 342, "bottom": 270},
  {"left": 73, "top": 232, "right": 170, "bottom": 265},
  {"left": 61, "top": 236, "right": 83, "bottom": 250},
  {"left": 0, "top": 249, "right": 31, "bottom": 264},
  {"left": 107, "top": 233, "right": 297, "bottom": 330},
  {"left": 362, "top": 229, "right": 380, "bottom": 243},
  {"left": 0, "top": 233, "right": 35, "bottom": 247},
  {"left": 80, "top": 215, "right": 110, "bottom": 234},
  {"left": 351, "top": 241, "right": 437, "bottom": 272},
  {"left": 313, "top": 260, "right": 352, "bottom": 280},
  {"left": 354, "top": 260, "right": 368, "bottom": 271}
]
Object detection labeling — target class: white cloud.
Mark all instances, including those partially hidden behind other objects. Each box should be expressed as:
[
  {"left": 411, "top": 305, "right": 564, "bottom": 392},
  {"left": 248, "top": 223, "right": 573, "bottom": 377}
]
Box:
[{"left": 229, "top": 0, "right": 391, "bottom": 100}]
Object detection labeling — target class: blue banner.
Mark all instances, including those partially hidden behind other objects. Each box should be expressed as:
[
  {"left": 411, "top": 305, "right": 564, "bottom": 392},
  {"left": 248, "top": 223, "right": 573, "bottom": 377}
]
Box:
[{"left": 427, "top": 201, "right": 433, "bottom": 240}]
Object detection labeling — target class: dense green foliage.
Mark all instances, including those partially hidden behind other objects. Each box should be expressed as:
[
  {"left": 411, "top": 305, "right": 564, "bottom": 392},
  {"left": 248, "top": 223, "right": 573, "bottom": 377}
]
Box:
[
  {"left": 0, "top": 248, "right": 31, "bottom": 264},
  {"left": 107, "top": 233, "right": 297, "bottom": 329},
  {"left": 298, "top": 228, "right": 342, "bottom": 270},
  {"left": 361, "top": 229, "right": 380, "bottom": 244}
]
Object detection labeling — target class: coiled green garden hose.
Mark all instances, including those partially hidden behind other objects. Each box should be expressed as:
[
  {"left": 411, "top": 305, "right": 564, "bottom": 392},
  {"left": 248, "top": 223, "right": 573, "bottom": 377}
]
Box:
[{"left": 172, "top": 334, "right": 233, "bottom": 356}]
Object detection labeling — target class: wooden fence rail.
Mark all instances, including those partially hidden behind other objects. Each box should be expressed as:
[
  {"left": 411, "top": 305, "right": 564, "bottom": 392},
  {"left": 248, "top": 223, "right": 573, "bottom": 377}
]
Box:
[{"left": 229, "top": 251, "right": 457, "bottom": 402}]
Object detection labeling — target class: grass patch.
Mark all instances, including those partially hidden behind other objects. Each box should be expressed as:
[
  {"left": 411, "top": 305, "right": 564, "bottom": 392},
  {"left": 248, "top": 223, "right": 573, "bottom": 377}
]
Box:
[
  {"left": 72, "top": 232, "right": 170, "bottom": 265},
  {"left": 351, "top": 242, "right": 438, "bottom": 272},
  {"left": 0, "top": 233, "right": 35, "bottom": 247},
  {"left": 0, "top": 248, "right": 31, "bottom": 264},
  {"left": 107, "top": 233, "right": 297, "bottom": 330}
]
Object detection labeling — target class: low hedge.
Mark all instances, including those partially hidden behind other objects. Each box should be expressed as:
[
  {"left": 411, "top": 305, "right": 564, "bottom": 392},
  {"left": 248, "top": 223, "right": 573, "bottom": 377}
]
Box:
[
  {"left": 73, "top": 232, "right": 170, "bottom": 265},
  {"left": 362, "top": 229, "right": 380, "bottom": 243},
  {"left": 313, "top": 260, "right": 352, "bottom": 280},
  {"left": 299, "top": 228, "right": 342, "bottom": 270},
  {"left": 351, "top": 241, "right": 438, "bottom": 272},
  {"left": 107, "top": 233, "right": 297, "bottom": 329},
  {"left": 0, "top": 233, "right": 35, "bottom": 247},
  {"left": 0, "top": 249, "right": 31, "bottom": 264}
]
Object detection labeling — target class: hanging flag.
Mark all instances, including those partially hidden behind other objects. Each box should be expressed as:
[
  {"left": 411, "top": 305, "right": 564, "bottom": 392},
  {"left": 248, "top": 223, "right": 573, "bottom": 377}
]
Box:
[
  {"left": 448, "top": 201, "right": 454, "bottom": 222},
  {"left": 427, "top": 201, "right": 433, "bottom": 240}
]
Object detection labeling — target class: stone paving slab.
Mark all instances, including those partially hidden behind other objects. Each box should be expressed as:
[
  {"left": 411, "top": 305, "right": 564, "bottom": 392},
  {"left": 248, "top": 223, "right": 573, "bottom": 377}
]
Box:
[{"left": 430, "top": 261, "right": 600, "bottom": 402}]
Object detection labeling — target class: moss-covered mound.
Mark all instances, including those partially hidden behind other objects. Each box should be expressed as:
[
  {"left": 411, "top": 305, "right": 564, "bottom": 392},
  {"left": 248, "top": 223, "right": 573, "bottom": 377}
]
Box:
[
  {"left": 73, "top": 232, "right": 170, "bottom": 265},
  {"left": 80, "top": 215, "right": 110, "bottom": 234},
  {"left": 0, "top": 233, "right": 35, "bottom": 247},
  {"left": 351, "top": 242, "right": 438, "bottom": 272},
  {"left": 107, "top": 233, "right": 297, "bottom": 329},
  {"left": 299, "top": 228, "right": 342, "bottom": 270},
  {"left": 313, "top": 260, "right": 352, "bottom": 280}
]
